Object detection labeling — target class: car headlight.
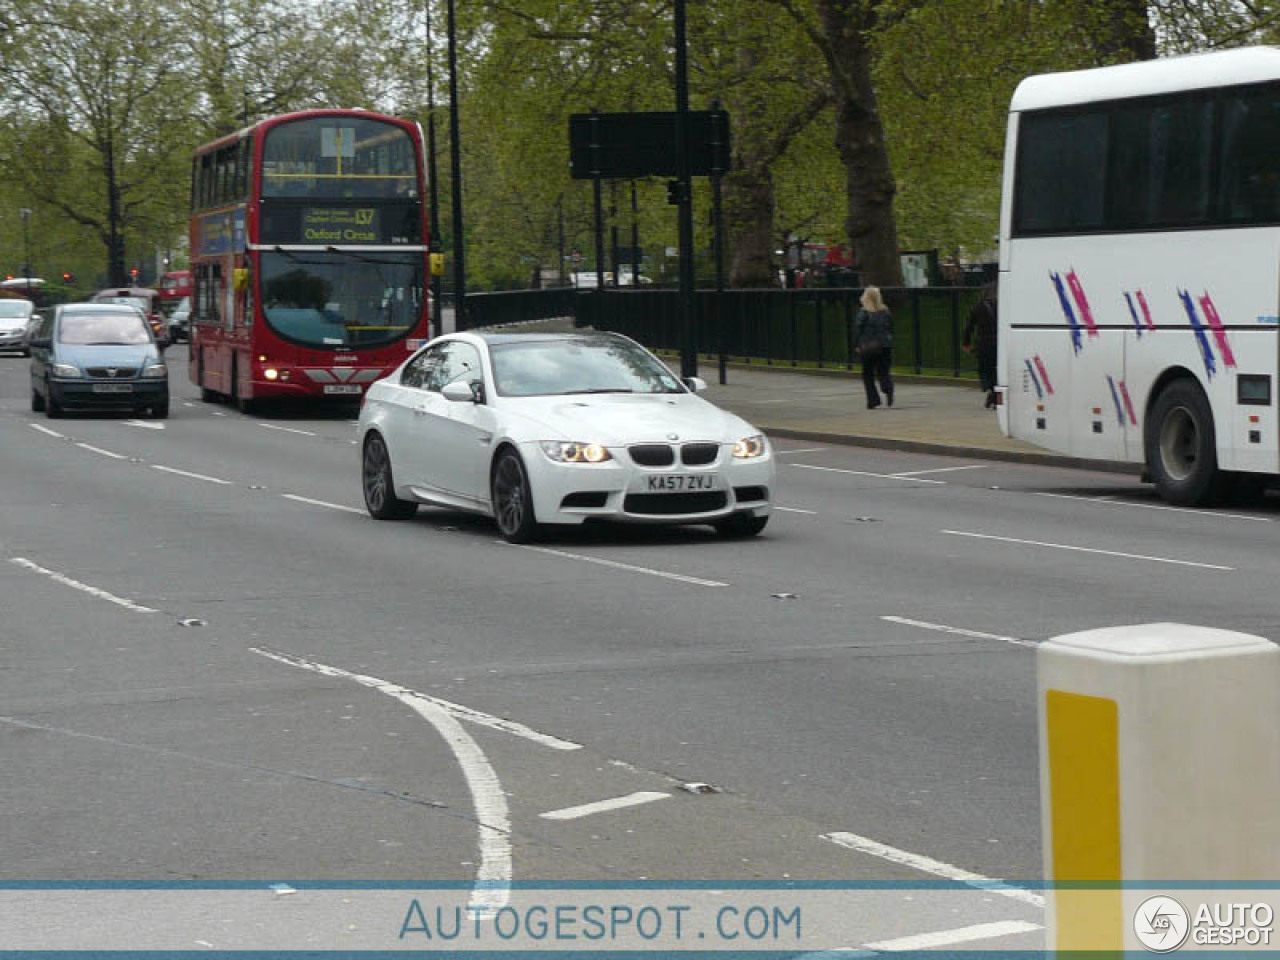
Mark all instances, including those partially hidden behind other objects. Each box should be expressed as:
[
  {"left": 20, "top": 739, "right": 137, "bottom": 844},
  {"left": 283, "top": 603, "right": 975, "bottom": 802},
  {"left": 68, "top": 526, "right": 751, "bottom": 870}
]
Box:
[
  {"left": 142, "top": 363, "right": 168, "bottom": 379},
  {"left": 51, "top": 363, "right": 81, "bottom": 378},
  {"left": 539, "top": 441, "right": 612, "bottom": 463},
  {"left": 733, "top": 435, "right": 768, "bottom": 459}
]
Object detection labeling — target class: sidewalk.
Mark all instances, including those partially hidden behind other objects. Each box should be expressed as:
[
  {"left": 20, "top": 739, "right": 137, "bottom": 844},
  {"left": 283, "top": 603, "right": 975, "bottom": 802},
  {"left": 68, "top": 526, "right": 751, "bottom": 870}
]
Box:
[{"left": 696, "top": 362, "right": 1138, "bottom": 473}]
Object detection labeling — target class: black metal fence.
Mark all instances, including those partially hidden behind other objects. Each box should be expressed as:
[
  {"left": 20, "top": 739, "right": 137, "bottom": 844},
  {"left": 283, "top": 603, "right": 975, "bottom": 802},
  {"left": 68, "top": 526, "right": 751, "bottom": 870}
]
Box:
[{"left": 462, "top": 286, "right": 986, "bottom": 377}]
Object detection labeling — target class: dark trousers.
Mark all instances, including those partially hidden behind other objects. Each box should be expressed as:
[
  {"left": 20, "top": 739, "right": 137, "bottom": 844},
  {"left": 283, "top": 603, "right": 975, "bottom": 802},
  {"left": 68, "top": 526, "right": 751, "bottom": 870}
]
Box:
[
  {"left": 976, "top": 348, "right": 996, "bottom": 392},
  {"left": 861, "top": 350, "right": 893, "bottom": 407}
]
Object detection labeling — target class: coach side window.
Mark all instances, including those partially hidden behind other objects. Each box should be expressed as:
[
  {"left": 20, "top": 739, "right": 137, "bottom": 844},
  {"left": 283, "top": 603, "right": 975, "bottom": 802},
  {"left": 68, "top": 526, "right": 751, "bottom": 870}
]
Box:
[
  {"left": 1219, "top": 85, "right": 1280, "bottom": 226},
  {"left": 1014, "top": 111, "right": 1107, "bottom": 234}
]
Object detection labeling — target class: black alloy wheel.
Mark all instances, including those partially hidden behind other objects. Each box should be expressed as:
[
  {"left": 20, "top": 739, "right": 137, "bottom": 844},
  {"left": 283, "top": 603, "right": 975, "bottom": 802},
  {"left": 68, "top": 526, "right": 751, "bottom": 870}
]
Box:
[
  {"left": 491, "top": 450, "right": 539, "bottom": 543},
  {"left": 362, "top": 432, "right": 417, "bottom": 520}
]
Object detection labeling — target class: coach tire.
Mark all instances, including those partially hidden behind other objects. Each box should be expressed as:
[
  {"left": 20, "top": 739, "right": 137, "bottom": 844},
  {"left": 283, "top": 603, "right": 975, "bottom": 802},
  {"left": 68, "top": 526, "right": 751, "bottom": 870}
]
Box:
[
  {"left": 362, "top": 432, "right": 417, "bottom": 520},
  {"left": 1144, "top": 378, "right": 1222, "bottom": 506}
]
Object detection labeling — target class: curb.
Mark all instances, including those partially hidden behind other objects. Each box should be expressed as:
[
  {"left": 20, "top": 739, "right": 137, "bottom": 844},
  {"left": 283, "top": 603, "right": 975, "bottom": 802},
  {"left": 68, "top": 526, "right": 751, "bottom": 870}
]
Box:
[{"left": 761, "top": 427, "right": 1143, "bottom": 475}]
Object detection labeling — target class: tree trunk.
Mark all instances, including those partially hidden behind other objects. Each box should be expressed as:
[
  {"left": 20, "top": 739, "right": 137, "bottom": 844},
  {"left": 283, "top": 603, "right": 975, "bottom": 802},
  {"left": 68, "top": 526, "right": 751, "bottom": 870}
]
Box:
[
  {"left": 1094, "top": 0, "right": 1156, "bottom": 62},
  {"left": 726, "top": 165, "right": 777, "bottom": 288},
  {"left": 813, "top": 0, "right": 902, "bottom": 288},
  {"left": 105, "top": 138, "right": 126, "bottom": 286}
]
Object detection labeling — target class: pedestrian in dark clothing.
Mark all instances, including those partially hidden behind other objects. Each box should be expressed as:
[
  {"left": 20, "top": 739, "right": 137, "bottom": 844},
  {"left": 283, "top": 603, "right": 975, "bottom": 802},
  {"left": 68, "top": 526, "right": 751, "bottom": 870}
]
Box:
[
  {"left": 853, "top": 286, "right": 894, "bottom": 409},
  {"left": 963, "top": 284, "right": 998, "bottom": 409}
]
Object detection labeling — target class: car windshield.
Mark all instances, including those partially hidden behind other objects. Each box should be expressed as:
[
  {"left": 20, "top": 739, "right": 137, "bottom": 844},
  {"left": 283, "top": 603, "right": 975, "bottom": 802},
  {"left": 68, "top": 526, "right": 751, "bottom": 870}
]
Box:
[
  {"left": 0, "top": 300, "right": 32, "bottom": 318},
  {"left": 97, "top": 296, "right": 151, "bottom": 313},
  {"left": 260, "top": 250, "right": 422, "bottom": 349},
  {"left": 490, "top": 338, "right": 685, "bottom": 397},
  {"left": 58, "top": 312, "right": 152, "bottom": 345}
]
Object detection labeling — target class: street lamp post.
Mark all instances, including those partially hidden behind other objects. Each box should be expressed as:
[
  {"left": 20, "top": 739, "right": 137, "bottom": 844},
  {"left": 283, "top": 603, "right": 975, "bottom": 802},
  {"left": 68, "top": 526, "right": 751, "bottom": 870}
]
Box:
[{"left": 19, "top": 207, "right": 32, "bottom": 294}]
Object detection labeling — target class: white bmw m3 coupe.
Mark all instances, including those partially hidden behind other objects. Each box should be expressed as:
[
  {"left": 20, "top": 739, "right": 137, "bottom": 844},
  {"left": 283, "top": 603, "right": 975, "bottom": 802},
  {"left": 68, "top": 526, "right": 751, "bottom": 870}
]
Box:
[{"left": 357, "top": 330, "right": 775, "bottom": 542}]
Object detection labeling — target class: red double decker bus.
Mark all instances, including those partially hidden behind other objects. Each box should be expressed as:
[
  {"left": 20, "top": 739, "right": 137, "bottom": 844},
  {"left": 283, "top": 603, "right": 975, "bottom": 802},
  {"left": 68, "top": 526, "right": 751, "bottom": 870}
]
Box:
[{"left": 188, "top": 109, "right": 430, "bottom": 411}]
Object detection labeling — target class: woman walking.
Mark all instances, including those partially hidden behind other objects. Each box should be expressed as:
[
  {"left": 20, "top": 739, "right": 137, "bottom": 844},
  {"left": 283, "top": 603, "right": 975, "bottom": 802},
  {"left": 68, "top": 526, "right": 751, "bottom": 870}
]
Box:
[{"left": 853, "top": 286, "right": 894, "bottom": 409}]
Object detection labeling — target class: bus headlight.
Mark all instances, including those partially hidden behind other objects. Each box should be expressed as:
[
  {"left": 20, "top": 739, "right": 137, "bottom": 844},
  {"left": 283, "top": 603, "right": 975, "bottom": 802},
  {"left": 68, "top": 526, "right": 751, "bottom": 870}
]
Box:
[{"left": 264, "top": 367, "right": 279, "bottom": 381}]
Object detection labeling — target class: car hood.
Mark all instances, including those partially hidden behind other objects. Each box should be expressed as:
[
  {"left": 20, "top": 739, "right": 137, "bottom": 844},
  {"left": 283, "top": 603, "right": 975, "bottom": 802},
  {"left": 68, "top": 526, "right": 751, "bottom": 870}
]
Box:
[
  {"left": 500, "top": 392, "right": 758, "bottom": 445},
  {"left": 55, "top": 343, "right": 160, "bottom": 369}
]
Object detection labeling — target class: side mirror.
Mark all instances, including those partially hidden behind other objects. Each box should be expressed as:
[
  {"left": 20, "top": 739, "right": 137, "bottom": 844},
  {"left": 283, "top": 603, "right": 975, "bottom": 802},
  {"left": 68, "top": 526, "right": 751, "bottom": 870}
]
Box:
[
  {"left": 442, "top": 380, "right": 477, "bottom": 403},
  {"left": 28, "top": 337, "right": 50, "bottom": 350},
  {"left": 682, "top": 376, "right": 708, "bottom": 393}
]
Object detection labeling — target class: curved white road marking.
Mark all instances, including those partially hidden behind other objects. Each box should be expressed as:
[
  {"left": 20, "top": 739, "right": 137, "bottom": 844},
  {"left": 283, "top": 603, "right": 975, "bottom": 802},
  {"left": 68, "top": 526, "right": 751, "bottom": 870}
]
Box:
[
  {"left": 824, "top": 832, "right": 1044, "bottom": 908},
  {"left": 9, "top": 557, "right": 158, "bottom": 614},
  {"left": 942, "top": 528, "right": 1233, "bottom": 571},
  {"left": 250, "top": 647, "right": 511, "bottom": 907}
]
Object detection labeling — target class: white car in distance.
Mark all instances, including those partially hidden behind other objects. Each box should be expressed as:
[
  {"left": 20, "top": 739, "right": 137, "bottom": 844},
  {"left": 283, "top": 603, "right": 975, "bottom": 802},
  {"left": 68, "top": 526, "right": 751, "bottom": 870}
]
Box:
[{"left": 358, "top": 331, "right": 774, "bottom": 542}]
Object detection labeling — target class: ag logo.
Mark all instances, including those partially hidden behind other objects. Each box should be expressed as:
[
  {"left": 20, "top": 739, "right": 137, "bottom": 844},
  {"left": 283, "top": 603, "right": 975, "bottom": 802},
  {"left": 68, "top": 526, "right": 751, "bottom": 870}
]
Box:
[{"left": 1134, "top": 896, "right": 1190, "bottom": 952}]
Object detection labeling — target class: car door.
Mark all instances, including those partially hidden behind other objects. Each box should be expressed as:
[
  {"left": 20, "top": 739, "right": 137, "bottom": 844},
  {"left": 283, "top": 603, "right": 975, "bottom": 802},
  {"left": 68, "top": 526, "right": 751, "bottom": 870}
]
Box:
[
  {"left": 419, "top": 341, "right": 493, "bottom": 503},
  {"left": 29, "top": 312, "right": 55, "bottom": 398},
  {"left": 377, "top": 345, "right": 443, "bottom": 493}
]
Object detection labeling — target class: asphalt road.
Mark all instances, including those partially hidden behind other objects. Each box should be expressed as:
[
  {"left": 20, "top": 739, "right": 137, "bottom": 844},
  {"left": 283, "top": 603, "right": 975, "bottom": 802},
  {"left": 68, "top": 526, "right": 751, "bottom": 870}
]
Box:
[{"left": 4, "top": 344, "right": 1279, "bottom": 949}]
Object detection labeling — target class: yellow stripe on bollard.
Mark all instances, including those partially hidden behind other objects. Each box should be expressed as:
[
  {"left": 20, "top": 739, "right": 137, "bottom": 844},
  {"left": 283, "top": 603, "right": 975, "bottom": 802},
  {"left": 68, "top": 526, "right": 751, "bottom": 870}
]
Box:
[{"left": 1046, "top": 689, "right": 1122, "bottom": 951}]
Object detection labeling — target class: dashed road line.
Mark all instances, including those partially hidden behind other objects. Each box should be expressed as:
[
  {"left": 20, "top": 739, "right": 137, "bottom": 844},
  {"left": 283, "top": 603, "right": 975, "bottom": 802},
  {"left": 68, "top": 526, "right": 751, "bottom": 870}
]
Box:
[
  {"left": 250, "top": 648, "right": 514, "bottom": 908},
  {"left": 28, "top": 423, "right": 64, "bottom": 439},
  {"left": 151, "top": 464, "right": 233, "bottom": 485},
  {"left": 9, "top": 557, "right": 158, "bottom": 614},
  {"left": 775, "top": 447, "right": 827, "bottom": 455},
  {"left": 794, "top": 463, "right": 946, "bottom": 484},
  {"left": 540, "top": 791, "right": 670, "bottom": 821},
  {"left": 510, "top": 544, "right": 729, "bottom": 588},
  {"left": 281, "top": 493, "right": 366, "bottom": 515},
  {"left": 1034, "top": 491, "right": 1270, "bottom": 522},
  {"left": 124, "top": 419, "right": 165, "bottom": 430},
  {"left": 75, "top": 443, "right": 128, "bottom": 460},
  {"left": 260, "top": 423, "right": 318, "bottom": 437},
  {"left": 890, "top": 464, "right": 987, "bottom": 477},
  {"left": 776, "top": 506, "right": 818, "bottom": 515},
  {"left": 864, "top": 920, "right": 1042, "bottom": 951},
  {"left": 941, "top": 528, "right": 1233, "bottom": 571},
  {"left": 823, "top": 832, "right": 1045, "bottom": 908},
  {"left": 881, "top": 615, "right": 1038, "bottom": 649}
]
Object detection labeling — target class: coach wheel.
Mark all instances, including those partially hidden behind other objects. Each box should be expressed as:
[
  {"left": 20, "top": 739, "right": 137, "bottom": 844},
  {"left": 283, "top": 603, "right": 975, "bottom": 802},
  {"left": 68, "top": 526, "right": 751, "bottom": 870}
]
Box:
[
  {"left": 362, "top": 432, "right": 417, "bottom": 520},
  {"left": 1145, "top": 378, "right": 1221, "bottom": 506}
]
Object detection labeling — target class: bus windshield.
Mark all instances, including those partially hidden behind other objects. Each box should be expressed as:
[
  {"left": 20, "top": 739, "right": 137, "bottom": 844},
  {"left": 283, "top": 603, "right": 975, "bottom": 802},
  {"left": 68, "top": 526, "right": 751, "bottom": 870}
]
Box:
[
  {"left": 261, "top": 117, "right": 418, "bottom": 200},
  {"left": 260, "top": 250, "right": 423, "bottom": 349}
]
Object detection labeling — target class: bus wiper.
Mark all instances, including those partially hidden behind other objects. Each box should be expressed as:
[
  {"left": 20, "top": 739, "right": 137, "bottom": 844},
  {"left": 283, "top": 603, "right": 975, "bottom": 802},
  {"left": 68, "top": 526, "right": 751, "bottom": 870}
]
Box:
[{"left": 326, "top": 246, "right": 410, "bottom": 267}]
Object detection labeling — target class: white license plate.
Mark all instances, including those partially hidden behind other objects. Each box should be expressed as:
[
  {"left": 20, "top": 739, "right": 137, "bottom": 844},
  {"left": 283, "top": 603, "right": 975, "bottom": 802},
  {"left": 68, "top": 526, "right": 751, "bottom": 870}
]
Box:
[
  {"left": 323, "top": 384, "right": 363, "bottom": 395},
  {"left": 646, "top": 473, "right": 716, "bottom": 492},
  {"left": 92, "top": 383, "right": 133, "bottom": 393}
]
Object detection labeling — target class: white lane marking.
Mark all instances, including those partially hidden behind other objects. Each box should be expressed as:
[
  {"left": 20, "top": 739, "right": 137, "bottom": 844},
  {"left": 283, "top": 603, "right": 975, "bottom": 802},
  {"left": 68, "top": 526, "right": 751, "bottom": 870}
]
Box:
[
  {"left": 755, "top": 398, "right": 793, "bottom": 404},
  {"left": 29, "top": 423, "right": 64, "bottom": 439},
  {"left": 252, "top": 647, "right": 580, "bottom": 750},
  {"left": 152, "top": 464, "right": 233, "bottom": 485},
  {"left": 211, "top": 411, "right": 227, "bottom": 417},
  {"left": 260, "top": 422, "right": 318, "bottom": 437},
  {"left": 124, "top": 419, "right": 165, "bottom": 430},
  {"left": 775, "top": 447, "right": 827, "bottom": 455},
  {"left": 1034, "top": 491, "right": 1271, "bottom": 522},
  {"left": 864, "top": 920, "right": 1042, "bottom": 951},
  {"left": 540, "top": 791, "right": 670, "bottom": 821},
  {"left": 75, "top": 443, "right": 128, "bottom": 460},
  {"left": 890, "top": 464, "right": 987, "bottom": 477},
  {"left": 941, "top": 529, "right": 1233, "bottom": 571},
  {"left": 824, "top": 832, "right": 1045, "bottom": 908},
  {"left": 794, "top": 463, "right": 945, "bottom": 485},
  {"left": 182, "top": 401, "right": 196, "bottom": 407},
  {"left": 281, "top": 494, "right": 366, "bottom": 516},
  {"left": 250, "top": 648, "right": 512, "bottom": 907},
  {"left": 9, "top": 557, "right": 158, "bottom": 614},
  {"left": 881, "top": 615, "right": 1038, "bottom": 649},
  {"left": 511, "top": 544, "right": 729, "bottom": 588},
  {"left": 776, "top": 506, "right": 818, "bottom": 515}
]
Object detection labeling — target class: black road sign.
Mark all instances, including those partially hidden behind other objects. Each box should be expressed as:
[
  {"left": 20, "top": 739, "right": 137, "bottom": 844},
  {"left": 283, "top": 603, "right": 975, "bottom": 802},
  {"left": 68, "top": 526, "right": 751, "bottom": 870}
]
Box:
[{"left": 569, "top": 111, "right": 731, "bottom": 180}]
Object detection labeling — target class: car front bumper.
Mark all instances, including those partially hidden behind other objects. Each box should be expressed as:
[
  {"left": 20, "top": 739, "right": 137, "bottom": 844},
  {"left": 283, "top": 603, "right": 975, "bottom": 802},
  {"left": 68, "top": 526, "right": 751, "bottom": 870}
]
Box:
[
  {"left": 50, "top": 379, "right": 169, "bottom": 408},
  {"left": 522, "top": 441, "right": 775, "bottom": 526}
]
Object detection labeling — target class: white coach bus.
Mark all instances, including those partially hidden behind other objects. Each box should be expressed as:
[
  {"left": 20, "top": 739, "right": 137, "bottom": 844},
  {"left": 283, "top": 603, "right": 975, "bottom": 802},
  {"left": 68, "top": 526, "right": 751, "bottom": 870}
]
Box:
[{"left": 997, "top": 47, "right": 1280, "bottom": 505}]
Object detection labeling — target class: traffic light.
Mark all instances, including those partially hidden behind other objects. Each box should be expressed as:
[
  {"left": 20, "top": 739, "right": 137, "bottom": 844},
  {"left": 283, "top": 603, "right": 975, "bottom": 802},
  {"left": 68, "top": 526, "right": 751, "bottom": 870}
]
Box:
[{"left": 61, "top": 271, "right": 73, "bottom": 283}]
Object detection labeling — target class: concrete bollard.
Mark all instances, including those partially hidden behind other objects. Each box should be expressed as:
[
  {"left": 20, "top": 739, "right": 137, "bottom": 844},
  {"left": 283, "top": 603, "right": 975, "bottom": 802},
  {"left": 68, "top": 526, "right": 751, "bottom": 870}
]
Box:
[{"left": 1039, "top": 623, "right": 1280, "bottom": 951}]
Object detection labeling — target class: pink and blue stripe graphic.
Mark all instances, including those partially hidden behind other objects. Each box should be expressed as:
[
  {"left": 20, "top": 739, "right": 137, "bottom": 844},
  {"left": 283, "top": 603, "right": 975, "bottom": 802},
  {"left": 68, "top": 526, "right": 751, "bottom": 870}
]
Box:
[
  {"left": 1106, "top": 376, "right": 1137, "bottom": 427},
  {"left": 1033, "top": 355, "right": 1054, "bottom": 395},
  {"left": 1066, "top": 270, "right": 1100, "bottom": 340},
  {"left": 1051, "top": 272, "right": 1083, "bottom": 354},
  {"left": 1119, "top": 380, "right": 1138, "bottom": 426},
  {"left": 1198, "top": 293, "right": 1237, "bottom": 369},
  {"left": 1178, "top": 289, "right": 1218, "bottom": 379},
  {"left": 1024, "top": 359, "right": 1044, "bottom": 398},
  {"left": 1125, "top": 290, "right": 1156, "bottom": 337}
]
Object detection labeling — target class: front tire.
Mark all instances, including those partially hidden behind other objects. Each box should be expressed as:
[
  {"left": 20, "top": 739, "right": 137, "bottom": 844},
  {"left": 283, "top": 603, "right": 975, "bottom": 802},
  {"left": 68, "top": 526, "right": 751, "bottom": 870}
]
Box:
[
  {"left": 491, "top": 449, "right": 539, "bottom": 543},
  {"left": 30, "top": 386, "right": 44, "bottom": 412},
  {"left": 46, "top": 386, "right": 63, "bottom": 419},
  {"left": 149, "top": 400, "right": 170, "bottom": 420},
  {"left": 715, "top": 512, "right": 769, "bottom": 538},
  {"left": 362, "top": 432, "right": 417, "bottom": 520},
  {"left": 1145, "top": 378, "right": 1221, "bottom": 506}
]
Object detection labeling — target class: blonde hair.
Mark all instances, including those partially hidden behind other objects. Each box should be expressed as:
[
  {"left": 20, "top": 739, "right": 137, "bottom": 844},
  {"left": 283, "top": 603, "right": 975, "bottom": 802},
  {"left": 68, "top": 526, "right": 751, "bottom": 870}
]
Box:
[{"left": 861, "top": 286, "right": 885, "bottom": 312}]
